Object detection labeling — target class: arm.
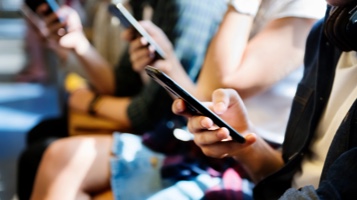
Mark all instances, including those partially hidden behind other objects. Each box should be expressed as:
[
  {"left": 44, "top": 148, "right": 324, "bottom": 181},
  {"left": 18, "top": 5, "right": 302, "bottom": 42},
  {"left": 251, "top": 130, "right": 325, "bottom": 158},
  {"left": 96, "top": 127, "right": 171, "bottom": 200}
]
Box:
[
  {"left": 125, "top": 6, "right": 316, "bottom": 101},
  {"left": 69, "top": 88, "right": 133, "bottom": 132},
  {"left": 172, "top": 88, "right": 284, "bottom": 183},
  {"left": 196, "top": 7, "right": 317, "bottom": 100},
  {"left": 39, "top": 4, "right": 115, "bottom": 94}
]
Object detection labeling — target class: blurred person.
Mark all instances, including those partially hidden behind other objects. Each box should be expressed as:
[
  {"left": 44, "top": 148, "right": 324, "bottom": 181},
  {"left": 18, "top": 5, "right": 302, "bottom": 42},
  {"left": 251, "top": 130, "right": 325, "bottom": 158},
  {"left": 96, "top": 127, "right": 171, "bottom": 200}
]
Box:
[
  {"left": 16, "top": 0, "right": 98, "bottom": 83},
  {"left": 16, "top": 0, "right": 130, "bottom": 199},
  {"left": 172, "top": 0, "right": 357, "bottom": 199},
  {"left": 22, "top": 0, "right": 228, "bottom": 200}
]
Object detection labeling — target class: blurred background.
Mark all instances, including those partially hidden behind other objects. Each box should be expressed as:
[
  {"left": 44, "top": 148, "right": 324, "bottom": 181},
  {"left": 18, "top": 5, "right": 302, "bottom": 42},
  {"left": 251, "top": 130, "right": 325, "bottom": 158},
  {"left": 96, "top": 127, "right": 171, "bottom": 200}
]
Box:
[{"left": 0, "top": 0, "right": 62, "bottom": 199}]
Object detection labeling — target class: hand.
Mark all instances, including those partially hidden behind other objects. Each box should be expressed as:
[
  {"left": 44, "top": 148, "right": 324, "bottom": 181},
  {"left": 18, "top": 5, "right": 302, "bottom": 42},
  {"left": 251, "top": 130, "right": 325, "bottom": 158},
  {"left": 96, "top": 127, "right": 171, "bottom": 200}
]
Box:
[
  {"left": 122, "top": 21, "right": 180, "bottom": 74},
  {"left": 37, "top": 4, "right": 89, "bottom": 54},
  {"left": 172, "top": 88, "right": 257, "bottom": 158}
]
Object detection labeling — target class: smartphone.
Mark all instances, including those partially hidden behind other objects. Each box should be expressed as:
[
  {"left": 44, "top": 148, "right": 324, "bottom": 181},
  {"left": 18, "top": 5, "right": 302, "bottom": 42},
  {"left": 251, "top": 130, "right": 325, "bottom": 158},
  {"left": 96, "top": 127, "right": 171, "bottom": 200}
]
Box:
[
  {"left": 108, "top": 3, "right": 166, "bottom": 60},
  {"left": 145, "top": 66, "right": 246, "bottom": 143},
  {"left": 24, "top": 0, "right": 60, "bottom": 15},
  {"left": 20, "top": 3, "right": 47, "bottom": 33}
]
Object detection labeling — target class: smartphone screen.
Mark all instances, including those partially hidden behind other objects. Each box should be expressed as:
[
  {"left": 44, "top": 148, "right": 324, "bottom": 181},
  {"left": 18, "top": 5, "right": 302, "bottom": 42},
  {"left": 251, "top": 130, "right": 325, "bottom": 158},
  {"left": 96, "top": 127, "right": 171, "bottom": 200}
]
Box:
[
  {"left": 108, "top": 3, "right": 166, "bottom": 60},
  {"left": 145, "top": 66, "right": 246, "bottom": 143}
]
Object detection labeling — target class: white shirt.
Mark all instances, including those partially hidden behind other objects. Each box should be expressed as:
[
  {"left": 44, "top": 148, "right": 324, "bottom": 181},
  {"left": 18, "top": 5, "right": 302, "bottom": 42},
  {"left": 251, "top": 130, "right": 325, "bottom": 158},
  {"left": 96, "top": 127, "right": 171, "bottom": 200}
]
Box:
[
  {"left": 293, "top": 51, "right": 357, "bottom": 188},
  {"left": 237, "top": 0, "right": 327, "bottom": 144}
]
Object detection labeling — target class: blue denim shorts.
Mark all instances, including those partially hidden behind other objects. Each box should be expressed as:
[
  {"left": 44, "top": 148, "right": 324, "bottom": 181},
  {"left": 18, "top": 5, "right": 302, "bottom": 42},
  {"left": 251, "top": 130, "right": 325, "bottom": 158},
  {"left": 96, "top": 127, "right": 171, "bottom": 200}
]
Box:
[
  {"left": 110, "top": 133, "right": 253, "bottom": 200},
  {"left": 110, "top": 133, "right": 165, "bottom": 200}
]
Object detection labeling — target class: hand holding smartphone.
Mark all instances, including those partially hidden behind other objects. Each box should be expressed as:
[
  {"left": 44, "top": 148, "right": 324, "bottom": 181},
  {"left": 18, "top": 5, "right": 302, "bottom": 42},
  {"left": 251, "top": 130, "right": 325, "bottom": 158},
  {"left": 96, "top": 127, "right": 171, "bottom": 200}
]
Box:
[
  {"left": 145, "top": 66, "right": 246, "bottom": 143},
  {"left": 24, "top": 0, "right": 60, "bottom": 15},
  {"left": 108, "top": 3, "right": 166, "bottom": 60},
  {"left": 22, "top": 0, "right": 63, "bottom": 33}
]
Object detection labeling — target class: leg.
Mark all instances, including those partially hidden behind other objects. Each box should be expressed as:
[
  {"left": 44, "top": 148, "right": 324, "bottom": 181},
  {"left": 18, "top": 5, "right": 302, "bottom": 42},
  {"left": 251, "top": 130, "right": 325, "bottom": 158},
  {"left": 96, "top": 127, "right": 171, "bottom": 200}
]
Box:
[
  {"left": 30, "top": 135, "right": 113, "bottom": 200},
  {"left": 17, "top": 117, "right": 68, "bottom": 200}
]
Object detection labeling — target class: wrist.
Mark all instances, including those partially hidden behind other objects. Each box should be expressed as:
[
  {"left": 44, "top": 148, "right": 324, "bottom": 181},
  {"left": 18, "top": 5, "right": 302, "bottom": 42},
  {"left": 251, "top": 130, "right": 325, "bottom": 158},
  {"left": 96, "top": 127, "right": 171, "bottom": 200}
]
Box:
[
  {"left": 73, "top": 34, "right": 91, "bottom": 55},
  {"left": 88, "top": 93, "right": 102, "bottom": 116}
]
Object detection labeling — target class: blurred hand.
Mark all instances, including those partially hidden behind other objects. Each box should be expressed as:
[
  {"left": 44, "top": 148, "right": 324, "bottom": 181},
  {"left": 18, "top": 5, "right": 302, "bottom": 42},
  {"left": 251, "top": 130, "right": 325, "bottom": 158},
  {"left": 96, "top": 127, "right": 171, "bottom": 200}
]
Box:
[
  {"left": 37, "top": 4, "right": 89, "bottom": 54},
  {"left": 122, "top": 20, "right": 180, "bottom": 74},
  {"left": 172, "top": 88, "right": 257, "bottom": 158}
]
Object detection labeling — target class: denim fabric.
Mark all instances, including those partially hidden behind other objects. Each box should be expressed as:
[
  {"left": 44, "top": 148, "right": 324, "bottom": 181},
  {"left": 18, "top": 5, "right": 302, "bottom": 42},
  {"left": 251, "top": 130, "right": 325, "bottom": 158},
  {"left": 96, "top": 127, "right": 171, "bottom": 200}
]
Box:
[
  {"left": 317, "top": 148, "right": 357, "bottom": 199},
  {"left": 110, "top": 133, "right": 165, "bottom": 200},
  {"left": 111, "top": 133, "right": 229, "bottom": 200}
]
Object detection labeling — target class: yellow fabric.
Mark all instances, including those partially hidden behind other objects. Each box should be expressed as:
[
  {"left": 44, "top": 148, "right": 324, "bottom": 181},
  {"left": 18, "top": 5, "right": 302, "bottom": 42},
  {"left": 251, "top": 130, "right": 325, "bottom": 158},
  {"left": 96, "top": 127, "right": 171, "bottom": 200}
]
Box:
[{"left": 68, "top": 108, "right": 120, "bottom": 136}]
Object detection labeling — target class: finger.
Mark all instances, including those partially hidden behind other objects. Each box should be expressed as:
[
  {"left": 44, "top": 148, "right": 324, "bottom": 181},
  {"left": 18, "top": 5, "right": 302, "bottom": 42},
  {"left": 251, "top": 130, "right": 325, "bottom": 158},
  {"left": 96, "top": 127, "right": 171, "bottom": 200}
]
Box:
[
  {"left": 147, "top": 44, "right": 158, "bottom": 58},
  {"left": 36, "top": 3, "right": 49, "bottom": 17},
  {"left": 187, "top": 115, "right": 215, "bottom": 134},
  {"left": 47, "top": 22, "right": 67, "bottom": 36},
  {"left": 152, "top": 60, "right": 169, "bottom": 72},
  {"left": 129, "top": 37, "right": 148, "bottom": 54},
  {"left": 131, "top": 54, "right": 154, "bottom": 72},
  {"left": 121, "top": 27, "right": 136, "bottom": 41},
  {"left": 212, "top": 88, "right": 242, "bottom": 114},
  {"left": 43, "top": 11, "right": 62, "bottom": 26},
  {"left": 193, "top": 127, "right": 229, "bottom": 145},
  {"left": 129, "top": 38, "right": 154, "bottom": 69},
  {"left": 172, "top": 99, "right": 195, "bottom": 118},
  {"left": 200, "top": 141, "right": 237, "bottom": 158},
  {"left": 130, "top": 48, "right": 153, "bottom": 64},
  {"left": 198, "top": 132, "right": 257, "bottom": 158},
  {"left": 139, "top": 20, "right": 163, "bottom": 37}
]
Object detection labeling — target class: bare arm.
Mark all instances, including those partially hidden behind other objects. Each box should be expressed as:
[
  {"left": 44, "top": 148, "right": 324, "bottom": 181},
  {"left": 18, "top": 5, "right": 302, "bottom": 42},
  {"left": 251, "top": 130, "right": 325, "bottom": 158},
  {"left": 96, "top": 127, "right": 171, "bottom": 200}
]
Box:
[
  {"left": 71, "top": 38, "right": 116, "bottom": 95},
  {"left": 196, "top": 7, "right": 316, "bottom": 100},
  {"left": 40, "top": 4, "right": 115, "bottom": 94},
  {"left": 69, "top": 88, "right": 133, "bottom": 132}
]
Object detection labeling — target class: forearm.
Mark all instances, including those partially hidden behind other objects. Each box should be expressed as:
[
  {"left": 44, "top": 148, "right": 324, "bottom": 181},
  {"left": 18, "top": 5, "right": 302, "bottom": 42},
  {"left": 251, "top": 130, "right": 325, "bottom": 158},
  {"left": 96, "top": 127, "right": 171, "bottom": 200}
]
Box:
[
  {"left": 73, "top": 38, "right": 116, "bottom": 95},
  {"left": 196, "top": 6, "right": 254, "bottom": 100},
  {"left": 69, "top": 89, "right": 133, "bottom": 132},
  {"left": 93, "top": 95, "right": 133, "bottom": 132},
  {"left": 222, "top": 18, "right": 315, "bottom": 98},
  {"left": 197, "top": 16, "right": 315, "bottom": 99},
  {"left": 234, "top": 135, "right": 284, "bottom": 183}
]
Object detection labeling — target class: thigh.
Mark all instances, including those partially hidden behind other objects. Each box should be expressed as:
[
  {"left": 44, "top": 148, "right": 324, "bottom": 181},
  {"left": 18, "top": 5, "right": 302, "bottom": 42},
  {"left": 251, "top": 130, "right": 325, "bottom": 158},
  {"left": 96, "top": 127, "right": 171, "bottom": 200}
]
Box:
[{"left": 40, "top": 134, "right": 114, "bottom": 193}]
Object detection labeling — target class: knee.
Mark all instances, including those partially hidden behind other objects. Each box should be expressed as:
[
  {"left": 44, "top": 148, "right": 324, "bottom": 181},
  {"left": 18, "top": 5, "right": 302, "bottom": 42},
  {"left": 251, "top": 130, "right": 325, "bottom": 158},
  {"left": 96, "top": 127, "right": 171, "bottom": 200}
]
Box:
[
  {"left": 40, "top": 136, "right": 105, "bottom": 171},
  {"left": 40, "top": 137, "right": 89, "bottom": 171}
]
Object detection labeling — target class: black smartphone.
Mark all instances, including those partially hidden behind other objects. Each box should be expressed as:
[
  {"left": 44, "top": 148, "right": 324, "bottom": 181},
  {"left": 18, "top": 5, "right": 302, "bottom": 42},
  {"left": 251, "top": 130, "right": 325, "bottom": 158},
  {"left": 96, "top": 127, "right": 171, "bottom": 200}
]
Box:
[
  {"left": 108, "top": 3, "right": 166, "bottom": 60},
  {"left": 145, "top": 66, "right": 246, "bottom": 143},
  {"left": 24, "top": 0, "right": 60, "bottom": 15}
]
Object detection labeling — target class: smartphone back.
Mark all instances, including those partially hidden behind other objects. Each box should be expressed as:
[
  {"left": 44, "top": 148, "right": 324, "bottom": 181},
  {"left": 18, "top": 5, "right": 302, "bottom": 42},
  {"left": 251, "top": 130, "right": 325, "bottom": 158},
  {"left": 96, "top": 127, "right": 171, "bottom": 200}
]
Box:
[{"left": 108, "top": 3, "right": 166, "bottom": 60}]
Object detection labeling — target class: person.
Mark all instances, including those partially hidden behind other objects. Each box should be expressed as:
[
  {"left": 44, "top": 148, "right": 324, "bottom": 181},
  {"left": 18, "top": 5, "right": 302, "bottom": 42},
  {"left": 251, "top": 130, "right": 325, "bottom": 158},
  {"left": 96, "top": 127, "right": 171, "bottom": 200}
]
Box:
[
  {"left": 26, "top": 0, "right": 227, "bottom": 199},
  {"left": 172, "top": 0, "right": 357, "bottom": 199},
  {"left": 126, "top": 0, "right": 326, "bottom": 145}
]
